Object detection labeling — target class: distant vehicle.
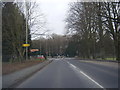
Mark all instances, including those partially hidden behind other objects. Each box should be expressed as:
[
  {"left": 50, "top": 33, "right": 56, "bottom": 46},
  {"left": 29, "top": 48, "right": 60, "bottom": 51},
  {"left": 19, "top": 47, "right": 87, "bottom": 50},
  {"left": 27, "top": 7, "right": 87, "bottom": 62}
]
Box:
[
  {"left": 37, "top": 55, "right": 45, "bottom": 59},
  {"left": 57, "top": 55, "right": 61, "bottom": 58}
]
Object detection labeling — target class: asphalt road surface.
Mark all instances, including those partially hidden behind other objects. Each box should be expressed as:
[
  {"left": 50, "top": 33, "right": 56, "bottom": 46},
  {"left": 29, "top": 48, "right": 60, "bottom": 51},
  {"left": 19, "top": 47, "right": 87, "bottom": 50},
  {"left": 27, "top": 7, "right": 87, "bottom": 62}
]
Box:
[{"left": 17, "top": 58, "right": 118, "bottom": 88}]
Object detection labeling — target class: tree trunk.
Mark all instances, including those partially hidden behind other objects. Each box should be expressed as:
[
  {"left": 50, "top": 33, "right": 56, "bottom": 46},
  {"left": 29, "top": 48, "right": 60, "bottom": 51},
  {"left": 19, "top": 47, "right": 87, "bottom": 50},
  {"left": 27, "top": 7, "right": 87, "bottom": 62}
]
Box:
[{"left": 116, "top": 32, "right": 120, "bottom": 61}]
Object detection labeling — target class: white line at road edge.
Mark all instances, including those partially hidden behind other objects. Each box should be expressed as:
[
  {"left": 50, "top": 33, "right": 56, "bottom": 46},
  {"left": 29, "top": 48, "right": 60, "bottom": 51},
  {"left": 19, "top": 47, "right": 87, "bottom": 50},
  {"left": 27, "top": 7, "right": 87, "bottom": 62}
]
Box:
[{"left": 66, "top": 61, "right": 106, "bottom": 89}]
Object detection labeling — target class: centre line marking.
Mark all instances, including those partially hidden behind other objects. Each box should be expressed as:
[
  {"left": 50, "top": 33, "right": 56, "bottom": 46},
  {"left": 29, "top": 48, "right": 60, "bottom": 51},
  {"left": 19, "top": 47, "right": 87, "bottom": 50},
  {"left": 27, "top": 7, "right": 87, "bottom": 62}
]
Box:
[{"left": 66, "top": 61, "right": 105, "bottom": 89}]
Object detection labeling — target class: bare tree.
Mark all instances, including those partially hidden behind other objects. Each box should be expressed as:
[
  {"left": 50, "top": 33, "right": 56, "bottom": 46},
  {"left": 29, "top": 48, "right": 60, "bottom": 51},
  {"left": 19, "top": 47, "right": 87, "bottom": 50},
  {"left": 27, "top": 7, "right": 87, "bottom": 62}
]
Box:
[
  {"left": 99, "top": 2, "right": 120, "bottom": 60},
  {"left": 17, "top": 1, "right": 47, "bottom": 39},
  {"left": 65, "top": 1, "right": 117, "bottom": 59}
]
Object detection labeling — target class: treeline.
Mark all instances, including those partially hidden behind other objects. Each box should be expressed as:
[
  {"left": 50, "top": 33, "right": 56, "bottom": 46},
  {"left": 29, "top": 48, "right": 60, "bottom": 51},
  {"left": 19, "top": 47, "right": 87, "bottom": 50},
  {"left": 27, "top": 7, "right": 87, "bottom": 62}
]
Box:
[
  {"left": 66, "top": 2, "right": 120, "bottom": 60},
  {"left": 32, "top": 34, "right": 68, "bottom": 57},
  {"left": 2, "top": 2, "right": 31, "bottom": 62}
]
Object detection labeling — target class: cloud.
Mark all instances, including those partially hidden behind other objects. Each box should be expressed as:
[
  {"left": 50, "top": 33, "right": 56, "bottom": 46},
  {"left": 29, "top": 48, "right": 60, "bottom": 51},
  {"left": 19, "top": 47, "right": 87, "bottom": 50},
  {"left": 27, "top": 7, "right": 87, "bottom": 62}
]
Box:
[{"left": 39, "top": 2, "right": 69, "bottom": 35}]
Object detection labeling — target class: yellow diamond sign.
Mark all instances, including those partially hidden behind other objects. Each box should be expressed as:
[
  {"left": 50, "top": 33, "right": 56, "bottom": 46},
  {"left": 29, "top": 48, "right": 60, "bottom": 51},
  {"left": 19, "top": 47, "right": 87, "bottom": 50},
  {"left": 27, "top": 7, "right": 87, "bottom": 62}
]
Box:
[{"left": 22, "top": 44, "right": 30, "bottom": 47}]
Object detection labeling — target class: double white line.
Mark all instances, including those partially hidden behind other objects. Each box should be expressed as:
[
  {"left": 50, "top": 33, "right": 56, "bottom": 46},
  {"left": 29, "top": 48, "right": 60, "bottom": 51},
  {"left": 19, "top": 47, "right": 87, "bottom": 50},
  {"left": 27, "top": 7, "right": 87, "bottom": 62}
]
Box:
[{"left": 67, "top": 61, "right": 106, "bottom": 89}]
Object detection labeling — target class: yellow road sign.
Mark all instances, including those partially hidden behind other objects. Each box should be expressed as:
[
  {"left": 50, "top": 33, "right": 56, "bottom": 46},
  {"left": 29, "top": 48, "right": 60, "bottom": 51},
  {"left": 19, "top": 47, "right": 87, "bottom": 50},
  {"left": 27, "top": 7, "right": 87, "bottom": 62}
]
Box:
[{"left": 22, "top": 44, "right": 30, "bottom": 47}]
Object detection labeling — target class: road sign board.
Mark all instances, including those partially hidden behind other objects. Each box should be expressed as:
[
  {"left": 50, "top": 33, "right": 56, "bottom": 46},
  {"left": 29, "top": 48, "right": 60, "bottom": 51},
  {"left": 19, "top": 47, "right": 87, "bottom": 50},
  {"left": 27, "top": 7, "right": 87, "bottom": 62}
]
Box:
[
  {"left": 22, "top": 44, "right": 30, "bottom": 47},
  {"left": 30, "top": 49, "right": 39, "bottom": 52}
]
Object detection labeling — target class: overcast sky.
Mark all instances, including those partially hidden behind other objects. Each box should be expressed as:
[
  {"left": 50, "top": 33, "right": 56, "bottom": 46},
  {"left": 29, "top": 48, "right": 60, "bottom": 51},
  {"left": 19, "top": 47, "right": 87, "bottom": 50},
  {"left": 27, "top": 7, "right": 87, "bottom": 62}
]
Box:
[{"left": 37, "top": 1, "right": 70, "bottom": 35}]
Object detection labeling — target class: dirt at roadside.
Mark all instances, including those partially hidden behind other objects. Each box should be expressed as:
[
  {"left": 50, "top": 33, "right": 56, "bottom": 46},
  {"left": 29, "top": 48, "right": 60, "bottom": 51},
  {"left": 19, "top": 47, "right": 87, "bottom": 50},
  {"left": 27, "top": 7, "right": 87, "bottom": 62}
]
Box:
[{"left": 2, "top": 59, "right": 45, "bottom": 75}]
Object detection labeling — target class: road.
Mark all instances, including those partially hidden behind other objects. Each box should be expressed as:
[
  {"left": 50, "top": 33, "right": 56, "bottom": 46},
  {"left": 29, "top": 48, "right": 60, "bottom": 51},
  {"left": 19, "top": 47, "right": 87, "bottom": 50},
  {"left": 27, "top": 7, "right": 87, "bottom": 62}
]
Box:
[{"left": 17, "top": 58, "right": 118, "bottom": 88}]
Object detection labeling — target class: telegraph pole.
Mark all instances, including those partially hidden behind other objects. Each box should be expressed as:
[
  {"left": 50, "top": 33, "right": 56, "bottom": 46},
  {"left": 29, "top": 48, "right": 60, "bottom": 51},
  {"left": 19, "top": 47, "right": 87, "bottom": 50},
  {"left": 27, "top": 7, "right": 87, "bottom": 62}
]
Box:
[
  {"left": 22, "top": 1, "right": 30, "bottom": 60},
  {"left": 25, "top": 0, "right": 28, "bottom": 60}
]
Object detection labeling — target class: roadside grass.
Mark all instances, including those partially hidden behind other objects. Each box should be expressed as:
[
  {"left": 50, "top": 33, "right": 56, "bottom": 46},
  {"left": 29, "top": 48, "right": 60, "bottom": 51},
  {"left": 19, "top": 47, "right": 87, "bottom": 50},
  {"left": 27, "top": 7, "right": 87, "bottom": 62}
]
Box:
[
  {"left": 105, "top": 58, "right": 116, "bottom": 60},
  {"left": 77, "top": 57, "right": 116, "bottom": 61},
  {"left": 97, "top": 58, "right": 116, "bottom": 61}
]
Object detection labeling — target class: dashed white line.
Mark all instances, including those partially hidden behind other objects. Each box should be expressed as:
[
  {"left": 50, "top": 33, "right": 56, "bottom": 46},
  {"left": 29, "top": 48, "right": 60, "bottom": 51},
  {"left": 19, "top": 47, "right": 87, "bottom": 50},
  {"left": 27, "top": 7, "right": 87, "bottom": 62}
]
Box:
[
  {"left": 79, "top": 70, "right": 104, "bottom": 88},
  {"left": 69, "top": 63, "right": 77, "bottom": 69},
  {"left": 66, "top": 61, "right": 105, "bottom": 89}
]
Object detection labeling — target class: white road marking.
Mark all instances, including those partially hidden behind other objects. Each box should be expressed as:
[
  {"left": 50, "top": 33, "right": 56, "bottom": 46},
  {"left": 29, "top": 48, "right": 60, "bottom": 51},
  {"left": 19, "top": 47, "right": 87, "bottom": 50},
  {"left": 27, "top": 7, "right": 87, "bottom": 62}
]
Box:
[
  {"left": 69, "top": 63, "right": 77, "bottom": 69},
  {"left": 79, "top": 71, "right": 104, "bottom": 88},
  {"left": 66, "top": 61, "right": 105, "bottom": 89}
]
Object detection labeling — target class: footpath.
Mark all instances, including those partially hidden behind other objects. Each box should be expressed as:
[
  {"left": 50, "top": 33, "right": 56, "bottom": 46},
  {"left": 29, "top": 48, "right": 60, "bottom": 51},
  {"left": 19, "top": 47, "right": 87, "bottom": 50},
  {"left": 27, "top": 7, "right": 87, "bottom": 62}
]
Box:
[{"left": 2, "top": 59, "right": 53, "bottom": 88}]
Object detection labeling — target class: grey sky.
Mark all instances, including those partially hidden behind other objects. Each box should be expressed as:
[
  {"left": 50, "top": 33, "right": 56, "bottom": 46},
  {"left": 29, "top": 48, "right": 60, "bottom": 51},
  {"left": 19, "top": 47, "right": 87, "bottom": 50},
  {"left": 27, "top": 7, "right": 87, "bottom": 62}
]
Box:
[{"left": 38, "top": 1, "right": 70, "bottom": 35}]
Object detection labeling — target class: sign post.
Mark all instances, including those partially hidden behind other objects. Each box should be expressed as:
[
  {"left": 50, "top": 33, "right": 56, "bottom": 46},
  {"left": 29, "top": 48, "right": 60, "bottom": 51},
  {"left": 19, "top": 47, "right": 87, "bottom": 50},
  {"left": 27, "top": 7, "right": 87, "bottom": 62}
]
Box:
[{"left": 25, "top": 0, "right": 28, "bottom": 60}]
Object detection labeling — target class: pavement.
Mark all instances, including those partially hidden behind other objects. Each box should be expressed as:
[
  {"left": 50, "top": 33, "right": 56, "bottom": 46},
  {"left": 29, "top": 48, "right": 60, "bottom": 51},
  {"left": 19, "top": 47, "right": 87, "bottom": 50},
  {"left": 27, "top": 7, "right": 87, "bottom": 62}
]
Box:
[
  {"left": 2, "top": 60, "right": 53, "bottom": 88},
  {"left": 17, "top": 58, "right": 119, "bottom": 88}
]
